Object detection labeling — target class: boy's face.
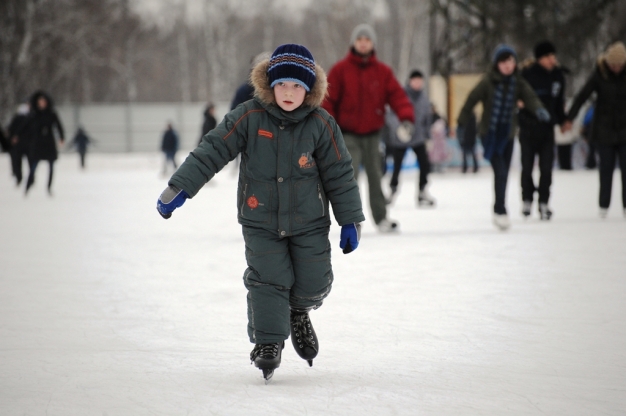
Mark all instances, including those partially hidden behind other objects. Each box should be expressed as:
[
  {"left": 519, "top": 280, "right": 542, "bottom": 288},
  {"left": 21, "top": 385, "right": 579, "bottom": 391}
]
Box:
[
  {"left": 409, "top": 76, "right": 423, "bottom": 91},
  {"left": 354, "top": 36, "right": 374, "bottom": 55},
  {"left": 538, "top": 53, "right": 557, "bottom": 71},
  {"left": 497, "top": 56, "right": 516, "bottom": 76},
  {"left": 274, "top": 81, "right": 307, "bottom": 112}
]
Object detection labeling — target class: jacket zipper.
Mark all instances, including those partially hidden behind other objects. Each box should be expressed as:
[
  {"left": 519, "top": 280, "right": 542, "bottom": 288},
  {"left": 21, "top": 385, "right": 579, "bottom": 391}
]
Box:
[
  {"left": 240, "top": 183, "right": 248, "bottom": 215},
  {"left": 318, "top": 184, "right": 325, "bottom": 216}
]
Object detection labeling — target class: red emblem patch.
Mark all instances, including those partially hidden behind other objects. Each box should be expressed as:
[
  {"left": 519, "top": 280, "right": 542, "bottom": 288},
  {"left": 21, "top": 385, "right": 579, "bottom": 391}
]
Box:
[{"left": 247, "top": 196, "right": 259, "bottom": 209}]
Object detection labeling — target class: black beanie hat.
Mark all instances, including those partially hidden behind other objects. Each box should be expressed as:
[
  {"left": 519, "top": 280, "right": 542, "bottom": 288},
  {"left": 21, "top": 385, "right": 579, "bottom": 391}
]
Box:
[
  {"left": 267, "top": 44, "right": 316, "bottom": 92},
  {"left": 534, "top": 41, "right": 556, "bottom": 59},
  {"left": 409, "top": 69, "right": 424, "bottom": 79}
]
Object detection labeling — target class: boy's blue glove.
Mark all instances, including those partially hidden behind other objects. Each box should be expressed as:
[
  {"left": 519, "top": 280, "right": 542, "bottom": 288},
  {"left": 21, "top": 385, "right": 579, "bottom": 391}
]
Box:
[
  {"left": 340, "top": 223, "right": 361, "bottom": 254},
  {"left": 157, "top": 185, "right": 189, "bottom": 219},
  {"left": 536, "top": 108, "right": 551, "bottom": 123}
]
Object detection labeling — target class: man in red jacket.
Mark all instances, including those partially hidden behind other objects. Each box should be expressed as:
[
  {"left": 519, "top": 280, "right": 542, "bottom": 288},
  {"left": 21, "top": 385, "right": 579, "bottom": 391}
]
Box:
[{"left": 323, "top": 23, "right": 415, "bottom": 232}]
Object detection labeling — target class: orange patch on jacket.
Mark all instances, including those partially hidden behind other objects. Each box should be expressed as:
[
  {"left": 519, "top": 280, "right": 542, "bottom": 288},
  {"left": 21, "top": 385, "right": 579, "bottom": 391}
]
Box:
[
  {"left": 258, "top": 129, "right": 273, "bottom": 139},
  {"left": 247, "top": 196, "right": 259, "bottom": 209}
]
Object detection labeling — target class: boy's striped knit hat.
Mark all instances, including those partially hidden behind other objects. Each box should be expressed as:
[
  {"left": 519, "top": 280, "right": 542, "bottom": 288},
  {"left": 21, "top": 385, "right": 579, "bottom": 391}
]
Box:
[{"left": 268, "top": 44, "right": 316, "bottom": 92}]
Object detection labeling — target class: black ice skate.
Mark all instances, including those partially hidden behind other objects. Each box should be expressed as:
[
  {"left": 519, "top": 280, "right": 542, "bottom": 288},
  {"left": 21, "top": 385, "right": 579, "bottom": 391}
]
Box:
[
  {"left": 250, "top": 341, "right": 284, "bottom": 383},
  {"left": 290, "top": 310, "right": 318, "bottom": 367}
]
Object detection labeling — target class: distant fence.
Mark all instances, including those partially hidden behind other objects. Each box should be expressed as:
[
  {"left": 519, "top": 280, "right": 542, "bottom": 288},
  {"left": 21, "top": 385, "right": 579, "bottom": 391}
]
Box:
[{"left": 57, "top": 102, "right": 230, "bottom": 153}]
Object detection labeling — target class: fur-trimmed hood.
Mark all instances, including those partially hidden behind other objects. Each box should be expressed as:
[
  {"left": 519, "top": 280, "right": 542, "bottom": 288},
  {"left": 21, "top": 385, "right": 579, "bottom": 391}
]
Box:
[
  {"left": 597, "top": 55, "right": 626, "bottom": 80},
  {"left": 250, "top": 59, "right": 328, "bottom": 109}
]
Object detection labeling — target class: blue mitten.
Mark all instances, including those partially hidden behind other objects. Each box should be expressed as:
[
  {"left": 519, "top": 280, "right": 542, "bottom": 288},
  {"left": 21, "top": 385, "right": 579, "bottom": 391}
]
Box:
[
  {"left": 157, "top": 185, "right": 189, "bottom": 219},
  {"left": 536, "top": 108, "right": 551, "bottom": 123},
  {"left": 340, "top": 223, "right": 361, "bottom": 254}
]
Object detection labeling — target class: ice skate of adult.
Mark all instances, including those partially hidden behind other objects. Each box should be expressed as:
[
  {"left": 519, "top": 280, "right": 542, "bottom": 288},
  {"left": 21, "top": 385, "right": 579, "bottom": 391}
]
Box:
[
  {"left": 522, "top": 201, "right": 532, "bottom": 218},
  {"left": 539, "top": 203, "right": 553, "bottom": 220},
  {"left": 290, "top": 310, "right": 318, "bottom": 367},
  {"left": 417, "top": 189, "right": 436, "bottom": 207},
  {"left": 250, "top": 341, "right": 284, "bottom": 383},
  {"left": 493, "top": 213, "right": 511, "bottom": 231}
]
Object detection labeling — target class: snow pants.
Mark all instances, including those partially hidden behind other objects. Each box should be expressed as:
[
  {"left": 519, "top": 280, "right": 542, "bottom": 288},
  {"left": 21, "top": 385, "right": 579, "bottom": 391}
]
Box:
[{"left": 242, "top": 225, "right": 333, "bottom": 344}]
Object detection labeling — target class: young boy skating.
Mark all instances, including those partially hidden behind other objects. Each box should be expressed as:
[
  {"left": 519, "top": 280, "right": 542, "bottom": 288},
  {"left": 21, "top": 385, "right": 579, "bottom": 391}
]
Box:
[
  {"left": 457, "top": 45, "right": 548, "bottom": 230},
  {"left": 156, "top": 44, "right": 365, "bottom": 381}
]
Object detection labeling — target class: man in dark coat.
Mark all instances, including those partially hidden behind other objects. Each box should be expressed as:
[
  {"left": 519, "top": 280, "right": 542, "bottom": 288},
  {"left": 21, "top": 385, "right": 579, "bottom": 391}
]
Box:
[
  {"left": 566, "top": 41, "right": 626, "bottom": 218},
  {"left": 71, "top": 127, "right": 91, "bottom": 169},
  {"left": 161, "top": 123, "right": 179, "bottom": 175},
  {"left": 7, "top": 102, "right": 31, "bottom": 185},
  {"left": 23, "top": 91, "right": 64, "bottom": 195},
  {"left": 323, "top": 24, "right": 415, "bottom": 232},
  {"left": 518, "top": 41, "right": 568, "bottom": 220},
  {"left": 198, "top": 103, "right": 217, "bottom": 145}
]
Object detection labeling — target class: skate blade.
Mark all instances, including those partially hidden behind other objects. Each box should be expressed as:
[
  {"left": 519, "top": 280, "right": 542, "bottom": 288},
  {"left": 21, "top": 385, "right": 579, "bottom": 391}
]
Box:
[{"left": 262, "top": 369, "right": 274, "bottom": 383}]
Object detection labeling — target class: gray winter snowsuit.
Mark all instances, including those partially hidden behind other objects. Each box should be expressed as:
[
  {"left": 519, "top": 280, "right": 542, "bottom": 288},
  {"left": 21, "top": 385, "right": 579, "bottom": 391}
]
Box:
[{"left": 168, "top": 59, "right": 365, "bottom": 344}]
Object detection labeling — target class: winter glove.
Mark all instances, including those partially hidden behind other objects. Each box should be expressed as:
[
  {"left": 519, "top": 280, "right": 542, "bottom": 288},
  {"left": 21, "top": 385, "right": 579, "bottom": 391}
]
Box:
[
  {"left": 535, "top": 108, "right": 551, "bottom": 123},
  {"left": 157, "top": 185, "right": 189, "bottom": 219},
  {"left": 396, "top": 121, "right": 415, "bottom": 143},
  {"left": 340, "top": 222, "right": 361, "bottom": 254}
]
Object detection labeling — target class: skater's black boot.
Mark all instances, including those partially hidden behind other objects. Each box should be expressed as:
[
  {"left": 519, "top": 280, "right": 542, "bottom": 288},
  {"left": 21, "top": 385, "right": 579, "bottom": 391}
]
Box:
[
  {"left": 250, "top": 341, "right": 284, "bottom": 383},
  {"left": 290, "top": 309, "right": 318, "bottom": 367}
]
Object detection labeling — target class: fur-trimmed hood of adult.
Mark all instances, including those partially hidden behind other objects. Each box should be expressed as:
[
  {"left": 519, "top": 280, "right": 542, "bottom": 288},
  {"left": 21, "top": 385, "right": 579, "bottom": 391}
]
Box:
[
  {"left": 596, "top": 55, "right": 626, "bottom": 80},
  {"left": 249, "top": 58, "right": 328, "bottom": 109}
]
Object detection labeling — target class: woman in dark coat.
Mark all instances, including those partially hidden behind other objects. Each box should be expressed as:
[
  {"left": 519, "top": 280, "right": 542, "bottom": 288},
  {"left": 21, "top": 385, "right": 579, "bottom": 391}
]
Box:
[
  {"left": 565, "top": 42, "right": 626, "bottom": 218},
  {"left": 23, "top": 91, "right": 65, "bottom": 195}
]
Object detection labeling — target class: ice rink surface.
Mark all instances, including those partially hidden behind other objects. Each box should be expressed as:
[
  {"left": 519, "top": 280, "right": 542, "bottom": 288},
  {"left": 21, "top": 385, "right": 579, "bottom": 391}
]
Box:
[{"left": 1, "top": 153, "right": 625, "bottom": 415}]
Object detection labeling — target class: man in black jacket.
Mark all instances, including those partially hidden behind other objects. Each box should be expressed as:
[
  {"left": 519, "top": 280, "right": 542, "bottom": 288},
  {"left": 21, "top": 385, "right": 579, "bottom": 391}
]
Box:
[{"left": 519, "top": 41, "right": 569, "bottom": 220}]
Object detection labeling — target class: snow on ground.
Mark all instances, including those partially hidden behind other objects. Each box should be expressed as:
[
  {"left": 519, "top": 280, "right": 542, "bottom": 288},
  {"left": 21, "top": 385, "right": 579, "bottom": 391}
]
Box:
[{"left": 0, "top": 152, "right": 625, "bottom": 415}]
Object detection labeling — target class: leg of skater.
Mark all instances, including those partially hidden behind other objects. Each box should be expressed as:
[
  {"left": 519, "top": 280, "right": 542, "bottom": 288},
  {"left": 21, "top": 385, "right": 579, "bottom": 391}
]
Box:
[
  {"left": 519, "top": 127, "right": 536, "bottom": 217},
  {"left": 415, "top": 144, "right": 435, "bottom": 206},
  {"left": 537, "top": 126, "right": 555, "bottom": 220},
  {"left": 288, "top": 226, "right": 333, "bottom": 366},
  {"left": 490, "top": 140, "right": 514, "bottom": 229},
  {"left": 597, "top": 144, "right": 616, "bottom": 217},
  {"left": 47, "top": 160, "right": 54, "bottom": 195},
  {"left": 388, "top": 147, "right": 406, "bottom": 202},
  {"left": 25, "top": 158, "right": 39, "bottom": 195}
]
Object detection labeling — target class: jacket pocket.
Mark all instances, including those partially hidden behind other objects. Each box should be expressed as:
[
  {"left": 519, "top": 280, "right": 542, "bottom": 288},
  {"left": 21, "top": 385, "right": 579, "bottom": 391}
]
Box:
[
  {"left": 239, "top": 177, "right": 272, "bottom": 224},
  {"left": 294, "top": 178, "right": 326, "bottom": 224}
]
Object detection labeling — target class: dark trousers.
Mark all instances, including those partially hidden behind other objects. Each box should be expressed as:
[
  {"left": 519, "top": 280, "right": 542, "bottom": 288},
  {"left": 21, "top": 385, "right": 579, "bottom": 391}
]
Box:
[
  {"left": 389, "top": 143, "right": 430, "bottom": 191},
  {"left": 163, "top": 151, "right": 177, "bottom": 172},
  {"left": 461, "top": 143, "right": 478, "bottom": 173},
  {"left": 10, "top": 146, "right": 27, "bottom": 183},
  {"left": 519, "top": 124, "right": 555, "bottom": 204},
  {"left": 557, "top": 144, "right": 573, "bottom": 170},
  {"left": 490, "top": 140, "right": 514, "bottom": 215},
  {"left": 242, "top": 226, "right": 333, "bottom": 344},
  {"left": 597, "top": 143, "right": 626, "bottom": 209},
  {"left": 79, "top": 150, "right": 86, "bottom": 168},
  {"left": 586, "top": 141, "right": 597, "bottom": 169},
  {"left": 25, "top": 159, "right": 54, "bottom": 192}
]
